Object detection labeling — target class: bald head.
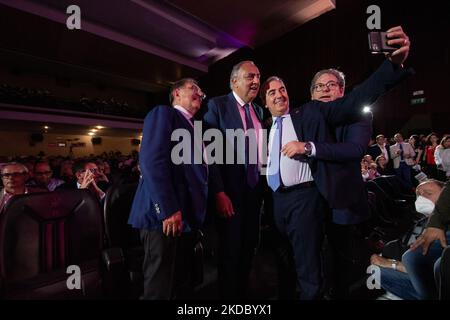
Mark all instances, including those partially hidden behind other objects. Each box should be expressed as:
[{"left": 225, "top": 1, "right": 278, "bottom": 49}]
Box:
[{"left": 416, "top": 179, "right": 444, "bottom": 204}]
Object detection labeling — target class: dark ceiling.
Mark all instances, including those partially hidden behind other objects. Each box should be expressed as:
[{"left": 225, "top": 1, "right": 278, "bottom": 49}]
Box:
[{"left": 0, "top": 0, "right": 336, "bottom": 94}]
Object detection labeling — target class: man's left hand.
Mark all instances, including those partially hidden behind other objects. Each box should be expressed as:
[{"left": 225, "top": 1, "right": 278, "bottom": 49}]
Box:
[
  {"left": 386, "top": 26, "right": 410, "bottom": 66},
  {"left": 281, "top": 141, "right": 306, "bottom": 158}
]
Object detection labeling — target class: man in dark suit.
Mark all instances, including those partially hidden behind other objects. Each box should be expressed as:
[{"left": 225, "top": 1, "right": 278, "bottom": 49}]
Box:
[
  {"left": 128, "top": 78, "right": 208, "bottom": 299},
  {"left": 368, "top": 134, "right": 392, "bottom": 166},
  {"left": 309, "top": 68, "right": 372, "bottom": 298},
  {"left": 262, "top": 25, "right": 412, "bottom": 299},
  {"left": 203, "top": 60, "right": 264, "bottom": 299}
]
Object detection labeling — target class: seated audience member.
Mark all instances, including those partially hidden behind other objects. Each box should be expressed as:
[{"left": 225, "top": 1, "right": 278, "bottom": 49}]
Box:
[
  {"left": 1, "top": 162, "right": 46, "bottom": 213},
  {"left": 59, "top": 160, "right": 75, "bottom": 183},
  {"left": 58, "top": 160, "right": 109, "bottom": 201},
  {"left": 375, "top": 155, "right": 394, "bottom": 175},
  {"left": 28, "top": 161, "right": 65, "bottom": 191},
  {"left": 435, "top": 135, "right": 450, "bottom": 180},
  {"left": 363, "top": 154, "right": 374, "bottom": 164},
  {"left": 370, "top": 179, "right": 446, "bottom": 299}
]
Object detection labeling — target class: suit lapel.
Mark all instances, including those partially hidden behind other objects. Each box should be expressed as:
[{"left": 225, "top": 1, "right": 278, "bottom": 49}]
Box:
[
  {"left": 225, "top": 92, "right": 244, "bottom": 130},
  {"left": 289, "top": 107, "right": 305, "bottom": 142}
]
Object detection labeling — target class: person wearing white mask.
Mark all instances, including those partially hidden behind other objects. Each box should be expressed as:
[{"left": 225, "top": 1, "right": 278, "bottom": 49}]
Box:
[{"left": 370, "top": 179, "right": 445, "bottom": 299}]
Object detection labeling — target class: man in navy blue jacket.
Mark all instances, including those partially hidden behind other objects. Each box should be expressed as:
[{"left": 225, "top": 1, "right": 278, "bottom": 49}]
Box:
[
  {"left": 204, "top": 61, "right": 264, "bottom": 299},
  {"left": 128, "top": 78, "right": 208, "bottom": 299},
  {"left": 309, "top": 67, "right": 373, "bottom": 299},
  {"left": 263, "top": 26, "right": 412, "bottom": 299}
]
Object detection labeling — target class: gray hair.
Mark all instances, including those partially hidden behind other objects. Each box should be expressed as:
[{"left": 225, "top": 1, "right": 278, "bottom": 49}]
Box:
[
  {"left": 169, "top": 78, "right": 198, "bottom": 106},
  {"left": 229, "top": 60, "right": 256, "bottom": 90},
  {"left": 310, "top": 68, "right": 345, "bottom": 95}
]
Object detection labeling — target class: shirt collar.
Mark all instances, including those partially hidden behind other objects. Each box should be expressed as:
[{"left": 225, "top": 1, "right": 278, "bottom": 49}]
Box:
[
  {"left": 232, "top": 91, "right": 250, "bottom": 107},
  {"left": 173, "top": 105, "right": 194, "bottom": 119}
]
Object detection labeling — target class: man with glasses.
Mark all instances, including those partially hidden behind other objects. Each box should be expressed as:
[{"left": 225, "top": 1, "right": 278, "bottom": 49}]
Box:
[
  {"left": 129, "top": 78, "right": 208, "bottom": 299},
  {"left": 308, "top": 68, "right": 373, "bottom": 299},
  {"left": 204, "top": 60, "right": 264, "bottom": 299},
  {"left": 0, "top": 162, "right": 45, "bottom": 213},
  {"left": 28, "top": 161, "right": 65, "bottom": 191},
  {"left": 262, "top": 26, "right": 412, "bottom": 299}
]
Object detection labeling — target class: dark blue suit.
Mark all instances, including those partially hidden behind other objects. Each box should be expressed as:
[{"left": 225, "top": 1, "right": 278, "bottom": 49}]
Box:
[
  {"left": 128, "top": 105, "right": 208, "bottom": 299},
  {"left": 273, "top": 60, "right": 412, "bottom": 299},
  {"left": 314, "top": 113, "right": 373, "bottom": 224},
  {"left": 204, "top": 93, "right": 264, "bottom": 299}
]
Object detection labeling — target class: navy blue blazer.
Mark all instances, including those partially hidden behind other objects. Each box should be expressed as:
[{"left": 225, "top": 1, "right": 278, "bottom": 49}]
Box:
[
  {"left": 204, "top": 93, "right": 264, "bottom": 196},
  {"left": 314, "top": 113, "right": 373, "bottom": 224},
  {"left": 289, "top": 60, "right": 412, "bottom": 209},
  {"left": 128, "top": 106, "right": 208, "bottom": 232}
]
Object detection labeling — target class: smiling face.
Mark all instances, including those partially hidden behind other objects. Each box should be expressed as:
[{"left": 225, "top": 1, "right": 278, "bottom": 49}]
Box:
[
  {"left": 173, "top": 81, "right": 205, "bottom": 115},
  {"left": 264, "top": 79, "right": 289, "bottom": 117},
  {"left": 232, "top": 62, "right": 261, "bottom": 103},
  {"left": 311, "top": 73, "right": 344, "bottom": 102}
]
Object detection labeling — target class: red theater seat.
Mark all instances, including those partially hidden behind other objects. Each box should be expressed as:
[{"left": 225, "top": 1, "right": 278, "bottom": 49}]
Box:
[{"left": 0, "top": 189, "right": 104, "bottom": 299}]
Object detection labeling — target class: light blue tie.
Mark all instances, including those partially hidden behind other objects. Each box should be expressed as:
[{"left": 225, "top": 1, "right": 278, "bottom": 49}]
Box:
[{"left": 268, "top": 117, "right": 283, "bottom": 192}]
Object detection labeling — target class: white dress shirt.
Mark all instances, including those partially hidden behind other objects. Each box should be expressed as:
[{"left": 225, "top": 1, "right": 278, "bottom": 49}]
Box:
[{"left": 267, "top": 114, "right": 313, "bottom": 187}]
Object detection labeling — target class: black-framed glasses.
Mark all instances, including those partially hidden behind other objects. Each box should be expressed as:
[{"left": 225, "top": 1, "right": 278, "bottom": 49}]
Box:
[
  {"left": 313, "top": 81, "right": 340, "bottom": 92},
  {"left": 184, "top": 85, "right": 206, "bottom": 100},
  {"left": 1, "top": 172, "right": 27, "bottom": 179}
]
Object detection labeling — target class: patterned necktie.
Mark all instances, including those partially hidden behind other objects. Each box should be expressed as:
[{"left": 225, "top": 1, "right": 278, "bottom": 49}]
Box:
[
  {"left": 243, "top": 104, "right": 258, "bottom": 187},
  {"left": 268, "top": 116, "right": 283, "bottom": 192}
]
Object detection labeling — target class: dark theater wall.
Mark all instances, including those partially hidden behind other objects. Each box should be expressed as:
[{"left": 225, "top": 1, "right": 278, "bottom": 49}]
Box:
[{"left": 201, "top": 0, "right": 450, "bottom": 138}]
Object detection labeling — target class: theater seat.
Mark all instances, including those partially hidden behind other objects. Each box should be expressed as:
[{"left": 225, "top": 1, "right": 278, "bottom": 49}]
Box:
[
  {"left": 103, "top": 182, "right": 143, "bottom": 298},
  {"left": 0, "top": 189, "right": 104, "bottom": 299}
]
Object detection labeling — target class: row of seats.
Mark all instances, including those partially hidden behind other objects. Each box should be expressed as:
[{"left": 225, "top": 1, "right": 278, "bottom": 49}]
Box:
[{"left": 0, "top": 183, "right": 143, "bottom": 299}]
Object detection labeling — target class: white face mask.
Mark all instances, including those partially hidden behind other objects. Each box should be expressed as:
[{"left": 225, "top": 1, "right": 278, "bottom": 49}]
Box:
[{"left": 415, "top": 196, "right": 435, "bottom": 216}]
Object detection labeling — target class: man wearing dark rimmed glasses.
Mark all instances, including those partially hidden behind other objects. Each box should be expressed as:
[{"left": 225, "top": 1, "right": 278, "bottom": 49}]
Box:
[
  {"left": 309, "top": 68, "right": 373, "bottom": 299},
  {"left": 27, "top": 161, "right": 65, "bottom": 192},
  {"left": 0, "top": 162, "right": 45, "bottom": 213}
]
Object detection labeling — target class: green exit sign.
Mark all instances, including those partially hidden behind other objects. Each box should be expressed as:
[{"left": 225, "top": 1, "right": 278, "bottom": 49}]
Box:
[{"left": 411, "top": 97, "right": 426, "bottom": 105}]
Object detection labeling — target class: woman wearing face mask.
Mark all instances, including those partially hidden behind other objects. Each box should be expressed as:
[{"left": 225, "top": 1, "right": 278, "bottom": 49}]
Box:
[{"left": 369, "top": 179, "right": 445, "bottom": 299}]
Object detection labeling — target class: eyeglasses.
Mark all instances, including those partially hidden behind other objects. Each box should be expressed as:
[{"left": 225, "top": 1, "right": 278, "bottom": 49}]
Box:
[
  {"left": 184, "top": 85, "right": 206, "bottom": 100},
  {"left": 1, "top": 172, "right": 27, "bottom": 179},
  {"left": 313, "top": 81, "right": 340, "bottom": 92},
  {"left": 34, "top": 171, "right": 52, "bottom": 176}
]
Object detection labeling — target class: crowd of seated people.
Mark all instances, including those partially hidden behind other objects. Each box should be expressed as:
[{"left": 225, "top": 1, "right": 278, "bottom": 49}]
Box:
[
  {"left": 363, "top": 132, "right": 450, "bottom": 186},
  {"left": 0, "top": 151, "right": 140, "bottom": 213},
  {"left": 0, "top": 83, "right": 147, "bottom": 118}
]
